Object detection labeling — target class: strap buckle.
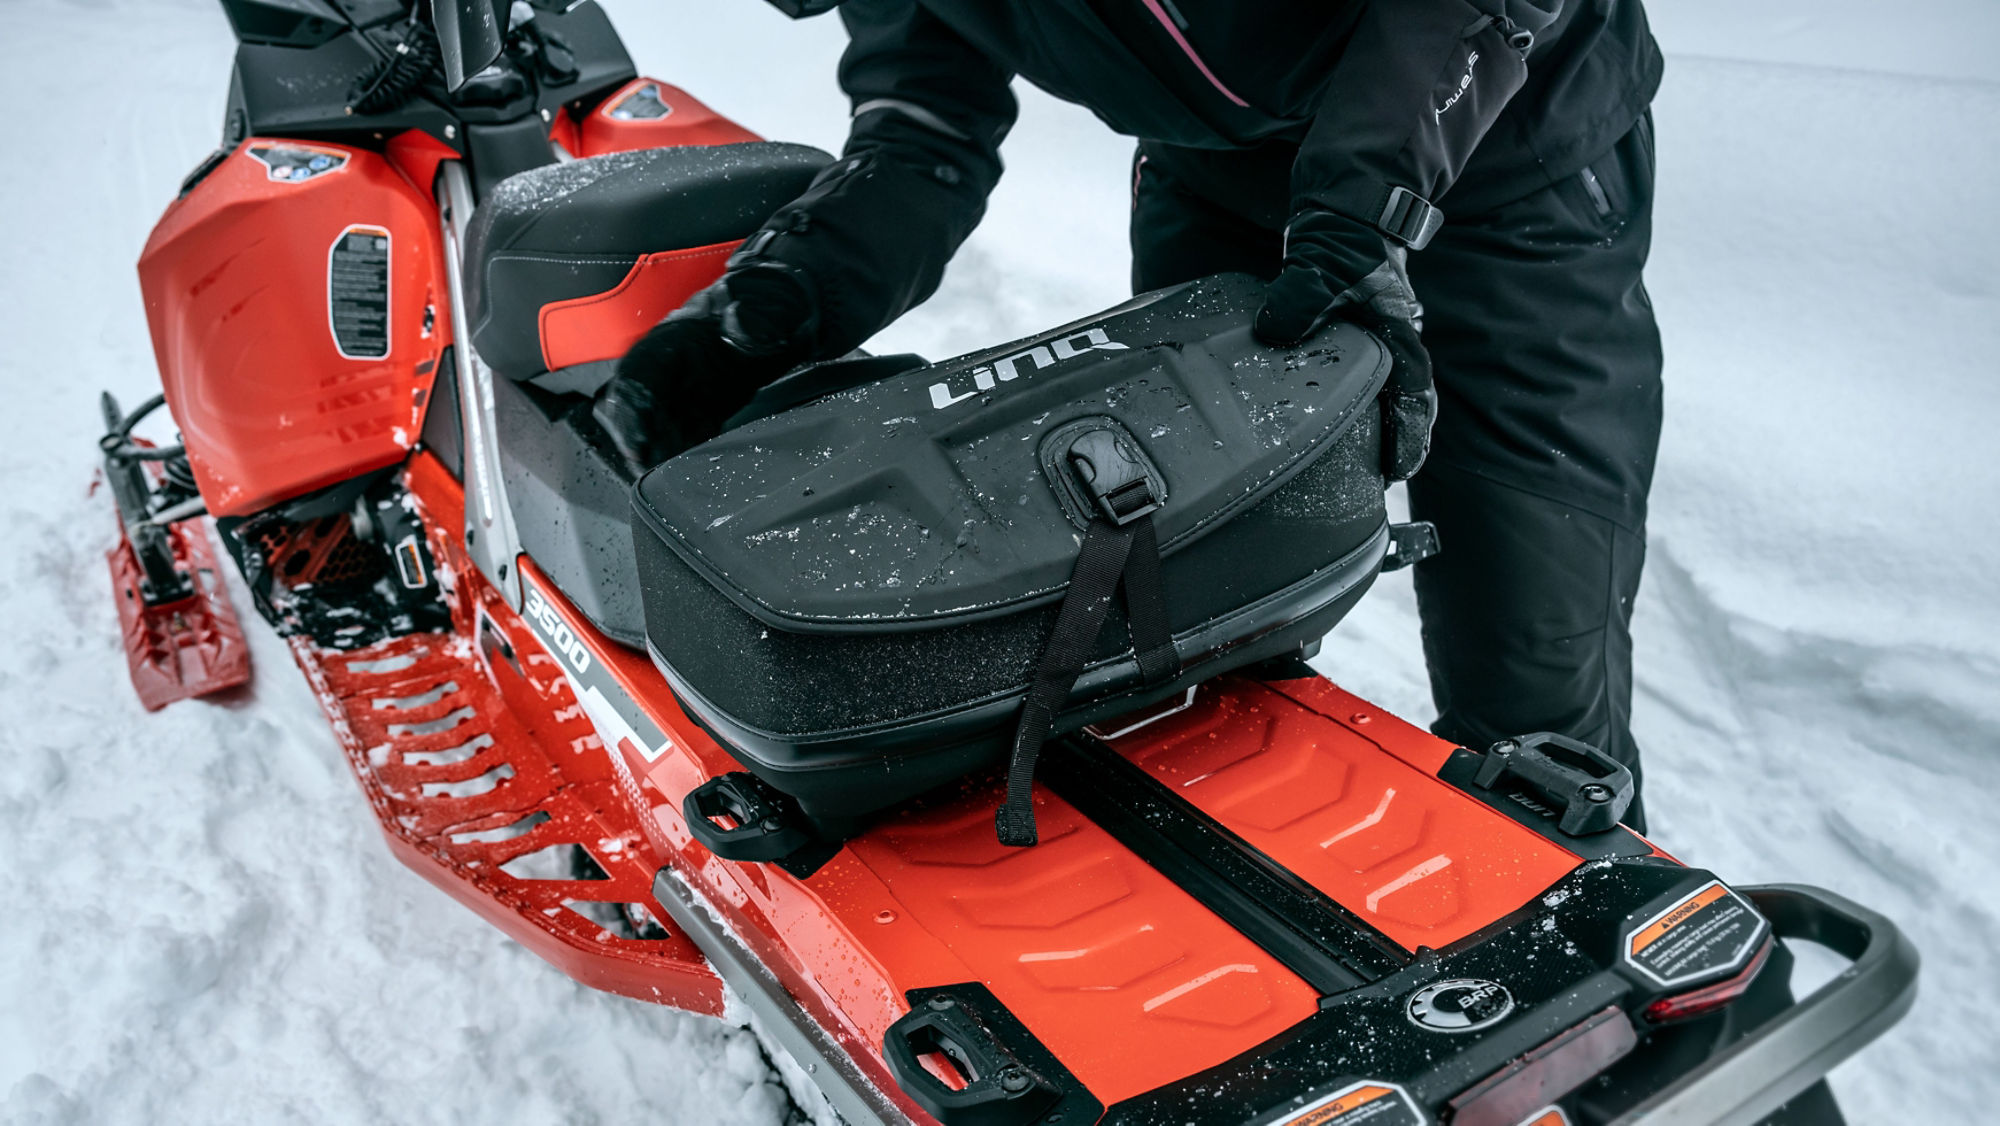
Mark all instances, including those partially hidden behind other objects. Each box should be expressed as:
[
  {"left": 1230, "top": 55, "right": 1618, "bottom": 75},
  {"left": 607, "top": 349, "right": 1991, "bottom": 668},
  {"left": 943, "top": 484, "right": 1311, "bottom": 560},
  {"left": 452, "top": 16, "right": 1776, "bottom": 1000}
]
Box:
[
  {"left": 1378, "top": 186, "right": 1445, "bottom": 250},
  {"left": 1066, "top": 430, "right": 1160, "bottom": 525}
]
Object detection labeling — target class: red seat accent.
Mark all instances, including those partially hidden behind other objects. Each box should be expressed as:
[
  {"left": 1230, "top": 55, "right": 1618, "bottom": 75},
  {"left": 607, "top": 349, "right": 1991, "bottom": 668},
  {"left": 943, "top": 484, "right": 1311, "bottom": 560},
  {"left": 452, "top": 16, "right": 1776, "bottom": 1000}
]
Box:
[{"left": 536, "top": 241, "right": 736, "bottom": 372}]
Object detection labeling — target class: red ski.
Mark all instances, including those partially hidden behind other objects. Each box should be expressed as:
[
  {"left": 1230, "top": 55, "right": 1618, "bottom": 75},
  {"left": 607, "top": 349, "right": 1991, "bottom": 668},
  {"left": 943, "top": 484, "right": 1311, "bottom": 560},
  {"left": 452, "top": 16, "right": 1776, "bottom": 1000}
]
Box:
[{"left": 100, "top": 392, "right": 249, "bottom": 711}]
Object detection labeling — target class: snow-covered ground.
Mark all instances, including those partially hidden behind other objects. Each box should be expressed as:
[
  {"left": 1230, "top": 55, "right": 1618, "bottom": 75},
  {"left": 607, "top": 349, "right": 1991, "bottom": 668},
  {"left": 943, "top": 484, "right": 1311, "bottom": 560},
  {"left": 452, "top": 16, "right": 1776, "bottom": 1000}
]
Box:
[{"left": 3, "top": 1, "right": 1995, "bottom": 1122}]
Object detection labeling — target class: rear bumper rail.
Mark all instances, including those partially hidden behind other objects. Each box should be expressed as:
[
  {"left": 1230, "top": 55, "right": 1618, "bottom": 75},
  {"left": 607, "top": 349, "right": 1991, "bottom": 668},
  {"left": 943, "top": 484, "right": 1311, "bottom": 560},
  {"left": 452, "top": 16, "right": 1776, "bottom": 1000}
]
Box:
[{"left": 1613, "top": 883, "right": 1920, "bottom": 1125}]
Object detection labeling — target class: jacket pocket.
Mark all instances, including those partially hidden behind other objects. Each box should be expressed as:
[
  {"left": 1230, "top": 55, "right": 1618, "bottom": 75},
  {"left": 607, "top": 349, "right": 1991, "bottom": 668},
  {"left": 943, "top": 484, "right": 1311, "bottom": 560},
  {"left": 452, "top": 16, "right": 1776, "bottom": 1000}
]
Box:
[{"left": 1569, "top": 114, "right": 1654, "bottom": 242}]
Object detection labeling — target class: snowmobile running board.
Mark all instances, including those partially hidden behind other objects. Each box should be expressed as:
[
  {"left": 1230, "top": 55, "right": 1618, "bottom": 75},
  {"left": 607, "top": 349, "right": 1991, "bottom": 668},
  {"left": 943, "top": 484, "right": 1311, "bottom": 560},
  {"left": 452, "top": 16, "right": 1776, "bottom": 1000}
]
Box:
[{"left": 289, "top": 624, "right": 725, "bottom": 1012}]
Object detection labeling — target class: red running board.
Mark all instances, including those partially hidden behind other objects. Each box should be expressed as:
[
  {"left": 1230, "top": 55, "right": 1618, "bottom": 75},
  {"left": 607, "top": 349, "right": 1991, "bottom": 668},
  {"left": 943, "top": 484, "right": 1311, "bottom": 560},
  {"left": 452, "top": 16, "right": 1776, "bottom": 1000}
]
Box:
[{"left": 289, "top": 626, "right": 724, "bottom": 1013}]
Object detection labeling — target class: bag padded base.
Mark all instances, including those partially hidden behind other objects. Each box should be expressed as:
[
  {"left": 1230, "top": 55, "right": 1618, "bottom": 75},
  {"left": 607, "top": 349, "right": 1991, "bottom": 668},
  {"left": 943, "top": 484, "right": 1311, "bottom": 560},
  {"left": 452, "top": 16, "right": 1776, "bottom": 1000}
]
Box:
[
  {"left": 647, "top": 520, "right": 1386, "bottom": 827},
  {"left": 635, "top": 410, "right": 1388, "bottom": 825}
]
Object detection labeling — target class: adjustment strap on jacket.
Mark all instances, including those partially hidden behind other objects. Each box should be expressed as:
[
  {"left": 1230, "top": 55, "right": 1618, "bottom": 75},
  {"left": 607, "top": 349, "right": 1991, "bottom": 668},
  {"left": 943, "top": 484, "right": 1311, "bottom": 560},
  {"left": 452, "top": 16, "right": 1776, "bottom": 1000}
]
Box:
[
  {"left": 995, "top": 512, "right": 1177, "bottom": 847},
  {"left": 1376, "top": 186, "right": 1445, "bottom": 250},
  {"left": 1298, "top": 180, "right": 1446, "bottom": 251}
]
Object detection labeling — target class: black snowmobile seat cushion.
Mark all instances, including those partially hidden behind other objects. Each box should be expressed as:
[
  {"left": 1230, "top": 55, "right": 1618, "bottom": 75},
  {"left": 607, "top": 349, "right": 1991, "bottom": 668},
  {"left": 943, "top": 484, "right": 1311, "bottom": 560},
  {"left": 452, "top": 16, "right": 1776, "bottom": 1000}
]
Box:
[{"left": 464, "top": 142, "right": 832, "bottom": 382}]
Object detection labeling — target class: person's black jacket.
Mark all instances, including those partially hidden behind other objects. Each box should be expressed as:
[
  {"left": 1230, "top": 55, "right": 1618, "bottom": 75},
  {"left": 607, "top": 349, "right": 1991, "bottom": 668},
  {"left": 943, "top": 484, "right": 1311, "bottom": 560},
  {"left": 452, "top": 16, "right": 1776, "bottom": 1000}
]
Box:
[{"left": 736, "top": 0, "right": 1662, "bottom": 359}]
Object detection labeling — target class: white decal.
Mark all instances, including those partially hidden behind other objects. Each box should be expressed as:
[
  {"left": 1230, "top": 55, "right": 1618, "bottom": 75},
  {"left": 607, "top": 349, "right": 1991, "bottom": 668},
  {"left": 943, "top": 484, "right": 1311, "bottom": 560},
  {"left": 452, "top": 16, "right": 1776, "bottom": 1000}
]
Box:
[
  {"left": 928, "top": 326, "right": 1128, "bottom": 411},
  {"left": 524, "top": 586, "right": 593, "bottom": 675},
  {"left": 1435, "top": 50, "right": 1481, "bottom": 121}
]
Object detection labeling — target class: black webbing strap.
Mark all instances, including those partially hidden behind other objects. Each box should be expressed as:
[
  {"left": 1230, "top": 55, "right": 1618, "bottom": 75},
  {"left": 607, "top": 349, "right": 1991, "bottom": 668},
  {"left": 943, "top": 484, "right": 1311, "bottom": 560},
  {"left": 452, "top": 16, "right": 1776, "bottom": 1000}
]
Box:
[
  {"left": 1121, "top": 516, "right": 1178, "bottom": 685},
  {"left": 995, "top": 511, "right": 1178, "bottom": 847}
]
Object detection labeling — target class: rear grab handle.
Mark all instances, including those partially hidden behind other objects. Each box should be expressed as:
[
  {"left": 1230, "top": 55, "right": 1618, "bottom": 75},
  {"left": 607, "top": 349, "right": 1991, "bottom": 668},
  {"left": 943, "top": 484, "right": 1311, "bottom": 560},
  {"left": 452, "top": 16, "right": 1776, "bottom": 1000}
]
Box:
[{"left": 1612, "top": 883, "right": 1919, "bottom": 1125}]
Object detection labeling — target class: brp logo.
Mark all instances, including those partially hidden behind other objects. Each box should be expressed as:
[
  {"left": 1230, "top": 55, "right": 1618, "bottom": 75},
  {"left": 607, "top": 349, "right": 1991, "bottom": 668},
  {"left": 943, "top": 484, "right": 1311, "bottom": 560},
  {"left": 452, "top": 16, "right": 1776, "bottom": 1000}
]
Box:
[{"left": 1406, "top": 978, "right": 1515, "bottom": 1033}]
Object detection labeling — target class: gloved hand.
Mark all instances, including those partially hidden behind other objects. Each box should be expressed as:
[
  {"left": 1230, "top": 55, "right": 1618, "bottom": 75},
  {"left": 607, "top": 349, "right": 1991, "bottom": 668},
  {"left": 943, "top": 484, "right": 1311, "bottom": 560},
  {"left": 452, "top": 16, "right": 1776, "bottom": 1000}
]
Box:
[
  {"left": 1254, "top": 208, "right": 1437, "bottom": 482},
  {"left": 592, "top": 263, "right": 817, "bottom": 475}
]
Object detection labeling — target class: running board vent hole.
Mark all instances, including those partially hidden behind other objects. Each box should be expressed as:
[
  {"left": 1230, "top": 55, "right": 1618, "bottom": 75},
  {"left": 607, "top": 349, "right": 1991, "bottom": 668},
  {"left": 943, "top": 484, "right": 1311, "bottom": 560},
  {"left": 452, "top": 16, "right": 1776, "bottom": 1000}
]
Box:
[
  {"left": 563, "top": 899, "right": 673, "bottom": 941},
  {"left": 404, "top": 733, "right": 495, "bottom": 767},
  {"left": 347, "top": 651, "right": 423, "bottom": 675},
  {"left": 418, "top": 762, "right": 514, "bottom": 799},
  {"left": 449, "top": 810, "right": 550, "bottom": 845},
  {"left": 501, "top": 842, "right": 610, "bottom": 882},
  {"left": 388, "top": 706, "right": 476, "bottom": 738},
  {"left": 370, "top": 681, "right": 459, "bottom": 710}
]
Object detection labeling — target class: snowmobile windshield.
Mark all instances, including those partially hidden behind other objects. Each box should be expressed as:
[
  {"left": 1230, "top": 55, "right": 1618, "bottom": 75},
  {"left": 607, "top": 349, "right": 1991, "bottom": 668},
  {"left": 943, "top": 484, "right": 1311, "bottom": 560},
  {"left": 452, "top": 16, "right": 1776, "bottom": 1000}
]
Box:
[
  {"left": 762, "top": 0, "right": 845, "bottom": 17},
  {"left": 434, "top": 0, "right": 508, "bottom": 91}
]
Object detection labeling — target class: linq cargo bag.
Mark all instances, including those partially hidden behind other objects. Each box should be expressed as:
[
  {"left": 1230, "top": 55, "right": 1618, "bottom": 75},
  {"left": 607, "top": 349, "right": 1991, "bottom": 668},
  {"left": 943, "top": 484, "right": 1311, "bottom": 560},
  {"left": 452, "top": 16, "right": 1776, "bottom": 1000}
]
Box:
[{"left": 632, "top": 273, "right": 1405, "bottom": 843}]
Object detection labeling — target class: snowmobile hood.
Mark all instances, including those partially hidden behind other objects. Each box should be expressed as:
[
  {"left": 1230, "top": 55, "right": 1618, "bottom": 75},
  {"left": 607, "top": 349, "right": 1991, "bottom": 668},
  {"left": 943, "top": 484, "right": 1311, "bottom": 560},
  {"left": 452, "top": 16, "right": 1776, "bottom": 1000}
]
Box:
[{"left": 632, "top": 273, "right": 1390, "bottom": 633}]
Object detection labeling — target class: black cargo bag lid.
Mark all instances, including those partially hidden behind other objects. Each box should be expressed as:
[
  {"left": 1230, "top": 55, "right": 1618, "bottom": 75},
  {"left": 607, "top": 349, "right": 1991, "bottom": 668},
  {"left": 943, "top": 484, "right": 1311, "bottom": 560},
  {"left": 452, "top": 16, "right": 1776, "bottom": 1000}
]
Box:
[{"left": 633, "top": 274, "right": 1391, "bottom": 635}]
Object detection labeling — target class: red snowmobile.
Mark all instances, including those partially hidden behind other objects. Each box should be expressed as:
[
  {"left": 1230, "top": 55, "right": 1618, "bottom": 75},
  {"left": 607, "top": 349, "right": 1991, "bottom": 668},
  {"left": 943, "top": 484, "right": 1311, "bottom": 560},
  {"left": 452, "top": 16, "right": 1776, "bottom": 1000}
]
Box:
[{"left": 109, "top": 2, "right": 1917, "bottom": 1123}]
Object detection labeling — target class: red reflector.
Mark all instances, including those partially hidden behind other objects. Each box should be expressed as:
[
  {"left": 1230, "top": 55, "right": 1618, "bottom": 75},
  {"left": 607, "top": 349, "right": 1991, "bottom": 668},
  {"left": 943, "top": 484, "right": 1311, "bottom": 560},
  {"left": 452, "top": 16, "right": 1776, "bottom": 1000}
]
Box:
[
  {"left": 1644, "top": 936, "right": 1774, "bottom": 1024},
  {"left": 1447, "top": 1006, "right": 1639, "bottom": 1126}
]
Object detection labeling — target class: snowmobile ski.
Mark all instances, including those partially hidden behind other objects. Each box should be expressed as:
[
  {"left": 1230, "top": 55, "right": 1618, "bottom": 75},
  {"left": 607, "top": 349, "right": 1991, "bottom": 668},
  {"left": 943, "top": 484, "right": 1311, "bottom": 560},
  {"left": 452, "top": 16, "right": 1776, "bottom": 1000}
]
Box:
[{"left": 99, "top": 391, "right": 249, "bottom": 711}]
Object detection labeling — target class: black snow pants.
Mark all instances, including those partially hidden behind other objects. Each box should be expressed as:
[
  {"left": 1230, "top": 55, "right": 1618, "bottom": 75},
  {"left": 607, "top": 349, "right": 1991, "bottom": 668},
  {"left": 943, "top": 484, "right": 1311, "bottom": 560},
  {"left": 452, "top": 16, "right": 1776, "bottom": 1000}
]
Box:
[
  {"left": 1132, "top": 117, "right": 1845, "bottom": 1126},
  {"left": 1132, "top": 115, "right": 1662, "bottom": 833}
]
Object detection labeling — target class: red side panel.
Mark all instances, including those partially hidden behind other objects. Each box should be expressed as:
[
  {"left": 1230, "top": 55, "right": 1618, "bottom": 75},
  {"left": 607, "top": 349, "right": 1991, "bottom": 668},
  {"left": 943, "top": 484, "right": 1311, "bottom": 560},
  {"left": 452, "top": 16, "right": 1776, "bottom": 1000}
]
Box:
[
  {"left": 1107, "top": 678, "right": 1582, "bottom": 953},
  {"left": 384, "top": 128, "right": 459, "bottom": 196},
  {"left": 537, "top": 242, "right": 736, "bottom": 371},
  {"left": 576, "top": 78, "right": 762, "bottom": 156},
  {"left": 139, "top": 139, "right": 448, "bottom": 517},
  {"left": 548, "top": 108, "right": 583, "bottom": 160}
]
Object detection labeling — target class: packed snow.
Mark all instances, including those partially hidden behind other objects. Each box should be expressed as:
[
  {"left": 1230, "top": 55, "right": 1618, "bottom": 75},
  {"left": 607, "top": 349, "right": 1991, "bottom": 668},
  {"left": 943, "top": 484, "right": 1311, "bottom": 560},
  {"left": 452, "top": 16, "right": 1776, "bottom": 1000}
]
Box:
[{"left": 2, "top": 1, "right": 1995, "bottom": 1123}]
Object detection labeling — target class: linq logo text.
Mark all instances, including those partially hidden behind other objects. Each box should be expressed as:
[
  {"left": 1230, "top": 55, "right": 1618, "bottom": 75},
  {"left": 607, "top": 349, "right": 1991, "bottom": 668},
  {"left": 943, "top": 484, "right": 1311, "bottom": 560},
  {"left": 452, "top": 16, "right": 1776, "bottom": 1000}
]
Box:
[{"left": 928, "top": 326, "right": 1129, "bottom": 410}]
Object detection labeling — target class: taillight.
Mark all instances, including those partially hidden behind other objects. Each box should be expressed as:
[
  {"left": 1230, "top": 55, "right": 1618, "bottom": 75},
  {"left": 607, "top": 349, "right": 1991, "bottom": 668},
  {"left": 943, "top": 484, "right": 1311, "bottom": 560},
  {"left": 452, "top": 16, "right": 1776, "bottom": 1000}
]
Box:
[
  {"left": 1447, "top": 1007, "right": 1639, "bottom": 1126},
  {"left": 1643, "top": 937, "right": 1774, "bottom": 1024}
]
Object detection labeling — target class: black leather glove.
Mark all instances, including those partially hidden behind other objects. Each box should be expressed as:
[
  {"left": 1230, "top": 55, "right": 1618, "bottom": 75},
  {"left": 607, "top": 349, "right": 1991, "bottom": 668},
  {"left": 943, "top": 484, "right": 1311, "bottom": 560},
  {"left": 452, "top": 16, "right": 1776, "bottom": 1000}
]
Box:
[
  {"left": 592, "top": 263, "right": 816, "bottom": 475},
  {"left": 1254, "top": 208, "right": 1437, "bottom": 482}
]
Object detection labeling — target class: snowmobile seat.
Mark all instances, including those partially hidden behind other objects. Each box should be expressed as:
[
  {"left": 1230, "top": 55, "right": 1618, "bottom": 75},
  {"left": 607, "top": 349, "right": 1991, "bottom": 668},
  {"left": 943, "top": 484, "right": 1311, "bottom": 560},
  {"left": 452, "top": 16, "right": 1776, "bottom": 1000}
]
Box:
[
  {"left": 467, "top": 141, "right": 831, "bottom": 646},
  {"left": 463, "top": 141, "right": 832, "bottom": 384},
  {"left": 633, "top": 275, "right": 1400, "bottom": 831}
]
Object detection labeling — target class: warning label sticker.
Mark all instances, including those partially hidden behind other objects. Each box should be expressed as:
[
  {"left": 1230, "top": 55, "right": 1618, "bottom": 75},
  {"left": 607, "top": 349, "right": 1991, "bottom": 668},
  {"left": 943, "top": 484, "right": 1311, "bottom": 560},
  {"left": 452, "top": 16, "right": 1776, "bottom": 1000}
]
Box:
[
  {"left": 1624, "top": 880, "right": 1770, "bottom": 988},
  {"left": 1513, "top": 1106, "right": 1572, "bottom": 1126},
  {"left": 1263, "top": 1080, "right": 1427, "bottom": 1126},
  {"left": 328, "top": 225, "right": 391, "bottom": 360}
]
